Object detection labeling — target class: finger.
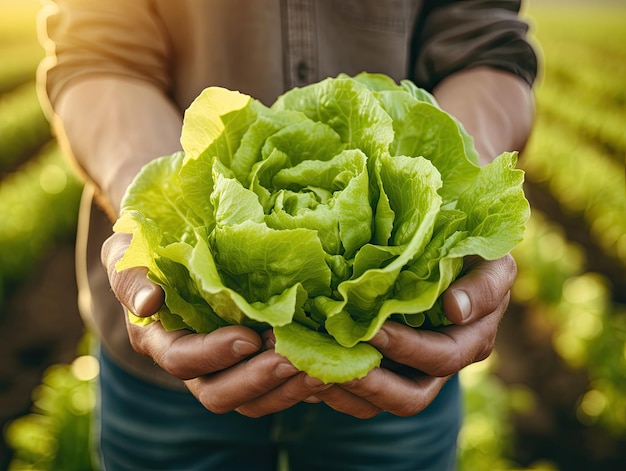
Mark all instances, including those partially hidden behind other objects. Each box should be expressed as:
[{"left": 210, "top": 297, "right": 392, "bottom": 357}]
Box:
[
  {"left": 370, "top": 299, "right": 505, "bottom": 378},
  {"left": 442, "top": 254, "right": 517, "bottom": 325},
  {"left": 101, "top": 232, "right": 164, "bottom": 317},
  {"left": 233, "top": 372, "right": 334, "bottom": 418},
  {"left": 303, "top": 395, "right": 322, "bottom": 404},
  {"left": 313, "top": 385, "right": 382, "bottom": 419},
  {"left": 261, "top": 329, "right": 276, "bottom": 351},
  {"left": 338, "top": 368, "right": 449, "bottom": 417},
  {"left": 185, "top": 351, "right": 305, "bottom": 415},
  {"left": 126, "top": 319, "right": 262, "bottom": 379}
]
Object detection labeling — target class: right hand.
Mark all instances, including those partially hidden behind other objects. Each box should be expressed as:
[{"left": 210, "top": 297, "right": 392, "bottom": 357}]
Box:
[{"left": 101, "top": 232, "right": 332, "bottom": 417}]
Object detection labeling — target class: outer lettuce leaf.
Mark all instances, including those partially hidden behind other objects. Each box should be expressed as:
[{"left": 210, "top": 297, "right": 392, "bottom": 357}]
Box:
[
  {"left": 180, "top": 87, "right": 253, "bottom": 162},
  {"left": 450, "top": 151, "right": 530, "bottom": 260},
  {"left": 375, "top": 90, "right": 480, "bottom": 205},
  {"left": 348, "top": 72, "right": 404, "bottom": 92},
  {"left": 185, "top": 237, "right": 306, "bottom": 328},
  {"left": 155, "top": 241, "right": 231, "bottom": 332},
  {"left": 119, "top": 151, "right": 202, "bottom": 243},
  {"left": 113, "top": 73, "right": 530, "bottom": 383},
  {"left": 114, "top": 211, "right": 224, "bottom": 332},
  {"left": 274, "top": 322, "right": 382, "bottom": 384}
]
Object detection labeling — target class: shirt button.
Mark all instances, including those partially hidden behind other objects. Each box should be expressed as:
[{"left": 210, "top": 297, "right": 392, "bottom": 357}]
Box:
[{"left": 296, "top": 61, "right": 309, "bottom": 82}]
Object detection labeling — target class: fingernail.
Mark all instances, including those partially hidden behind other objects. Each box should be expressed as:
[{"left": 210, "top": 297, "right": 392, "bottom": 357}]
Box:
[
  {"left": 304, "top": 395, "right": 322, "bottom": 403},
  {"left": 232, "top": 340, "right": 259, "bottom": 357},
  {"left": 264, "top": 336, "right": 276, "bottom": 350},
  {"left": 452, "top": 289, "right": 472, "bottom": 321},
  {"left": 274, "top": 362, "right": 298, "bottom": 379},
  {"left": 133, "top": 286, "right": 154, "bottom": 315}
]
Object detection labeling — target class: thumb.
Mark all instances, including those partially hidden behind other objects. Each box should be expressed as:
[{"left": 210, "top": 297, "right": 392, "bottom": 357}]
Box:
[
  {"left": 101, "top": 232, "right": 164, "bottom": 317},
  {"left": 442, "top": 254, "right": 517, "bottom": 325}
]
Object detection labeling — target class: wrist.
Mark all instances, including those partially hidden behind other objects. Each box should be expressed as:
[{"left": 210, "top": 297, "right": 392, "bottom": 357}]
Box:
[
  {"left": 54, "top": 77, "right": 183, "bottom": 217},
  {"left": 433, "top": 67, "right": 534, "bottom": 165}
]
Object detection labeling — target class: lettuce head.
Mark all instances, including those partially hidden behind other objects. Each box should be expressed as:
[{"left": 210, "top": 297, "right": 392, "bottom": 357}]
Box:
[{"left": 113, "top": 73, "right": 530, "bottom": 383}]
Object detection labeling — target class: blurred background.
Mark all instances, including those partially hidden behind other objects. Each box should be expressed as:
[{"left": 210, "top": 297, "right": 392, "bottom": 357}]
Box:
[{"left": 0, "top": 0, "right": 624, "bottom": 470}]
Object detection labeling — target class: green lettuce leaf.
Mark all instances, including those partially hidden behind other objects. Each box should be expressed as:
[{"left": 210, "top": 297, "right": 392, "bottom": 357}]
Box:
[{"left": 113, "top": 73, "right": 530, "bottom": 383}]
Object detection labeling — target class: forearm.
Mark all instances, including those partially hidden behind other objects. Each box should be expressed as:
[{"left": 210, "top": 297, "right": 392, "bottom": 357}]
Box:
[
  {"left": 433, "top": 67, "right": 534, "bottom": 165},
  {"left": 53, "top": 77, "right": 183, "bottom": 218}
]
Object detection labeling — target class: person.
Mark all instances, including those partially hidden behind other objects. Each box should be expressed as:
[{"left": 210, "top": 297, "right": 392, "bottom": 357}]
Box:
[{"left": 37, "top": 1, "right": 537, "bottom": 469}]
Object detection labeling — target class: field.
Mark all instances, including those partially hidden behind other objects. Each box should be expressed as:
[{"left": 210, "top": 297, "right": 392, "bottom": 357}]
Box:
[{"left": 1, "top": 1, "right": 625, "bottom": 470}]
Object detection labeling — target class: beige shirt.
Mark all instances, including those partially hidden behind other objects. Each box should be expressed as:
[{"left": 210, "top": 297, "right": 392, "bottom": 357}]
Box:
[{"left": 38, "top": 0, "right": 537, "bottom": 390}]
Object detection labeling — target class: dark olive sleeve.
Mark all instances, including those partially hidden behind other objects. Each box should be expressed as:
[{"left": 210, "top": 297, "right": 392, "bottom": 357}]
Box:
[{"left": 411, "top": 0, "right": 538, "bottom": 90}]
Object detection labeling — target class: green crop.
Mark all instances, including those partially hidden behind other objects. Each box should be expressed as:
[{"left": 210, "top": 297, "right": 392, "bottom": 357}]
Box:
[{"left": 114, "top": 73, "right": 529, "bottom": 383}]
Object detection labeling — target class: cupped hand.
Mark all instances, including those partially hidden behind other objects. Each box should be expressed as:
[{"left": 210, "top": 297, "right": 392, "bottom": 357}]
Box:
[
  {"left": 314, "top": 254, "right": 517, "bottom": 418},
  {"left": 101, "top": 232, "right": 331, "bottom": 418}
]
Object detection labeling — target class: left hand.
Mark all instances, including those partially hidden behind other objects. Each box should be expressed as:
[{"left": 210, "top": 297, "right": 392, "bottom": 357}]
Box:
[
  {"left": 102, "top": 232, "right": 333, "bottom": 418},
  {"left": 312, "top": 254, "right": 517, "bottom": 418}
]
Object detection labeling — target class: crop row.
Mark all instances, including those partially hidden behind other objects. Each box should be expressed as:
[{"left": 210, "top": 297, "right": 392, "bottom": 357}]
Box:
[
  {"left": 0, "top": 1, "right": 41, "bottom": 44},
  {"left": 0, "top": 42, "right": 43, "bottom": 94},
  {"left": 512, "top": 209, "right": 626, "bottom": 438},
  {"left": 0, "top": 141, "right": 83, "bottom": 306},
  {"left": 522, "top": 12, "right": 626, "bottom": 290},
  {"left": 536, "top": 84, "right": 625, "bottom": 163},
  {"left": 538, "top": 38, "right": 626, "bottom": 92},
  {"left": 539, "top": 48, "right": 626, "bottom": 113},
  {"left": 529, "top": 5, "right": 626, "bottom": 66},
  {"left": 524, "top": 111, "right": 625, "bottom": 268},
  {"left": 0, "top": 81, "right": 51, "bottom": 172},
  {"left": 533, "top": 41, "right": 626, "bottom": 161}
]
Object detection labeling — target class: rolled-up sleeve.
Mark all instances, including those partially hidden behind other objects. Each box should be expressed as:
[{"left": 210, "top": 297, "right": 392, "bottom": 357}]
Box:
[
  {"left": 37, "top": 0, "right": 172, "bottom": 111},
  {"left": 412, "top": 0, "right": 538, "bottom": 90}
]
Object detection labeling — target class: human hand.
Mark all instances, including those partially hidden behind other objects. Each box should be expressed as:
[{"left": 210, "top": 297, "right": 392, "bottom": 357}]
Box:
[
  {"left": 312, "top": 254, "right": 517, "bottom": 418},
  {"left": 101, "top": 232, "right": 332, "bottom": 417}
]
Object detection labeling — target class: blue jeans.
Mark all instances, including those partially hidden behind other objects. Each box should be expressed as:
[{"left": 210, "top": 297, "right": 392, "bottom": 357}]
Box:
[{"left": 97, "top": 349, "right": 461, "bottom": 471}]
